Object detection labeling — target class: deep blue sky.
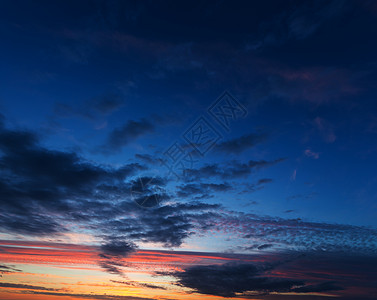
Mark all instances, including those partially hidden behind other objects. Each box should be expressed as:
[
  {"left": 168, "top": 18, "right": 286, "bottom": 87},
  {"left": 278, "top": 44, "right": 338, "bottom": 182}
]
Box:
[
  {"left": 2, "top": 0, "right": 377, "bottom": 227},
  {"left": 1, "top": 1, "right": 377, "bottom": 299}
]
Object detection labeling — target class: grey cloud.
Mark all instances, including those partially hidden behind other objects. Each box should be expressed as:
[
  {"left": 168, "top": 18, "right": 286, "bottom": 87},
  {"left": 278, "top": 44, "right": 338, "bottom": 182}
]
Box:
[
  {"left": 216, "top": 133, "right": 268, "bottom": 154},
  {"left": 176, "top": 182, "right": 232, "bottom": 198},
  {"left": 0, "top": 282, "right": 58, "bottom": 291},
  {"left": 104, "top": 119, "right": 154, "bottom": 152},
  {"left": 185, "top": 158, "right": 285, "bottom": 181}
]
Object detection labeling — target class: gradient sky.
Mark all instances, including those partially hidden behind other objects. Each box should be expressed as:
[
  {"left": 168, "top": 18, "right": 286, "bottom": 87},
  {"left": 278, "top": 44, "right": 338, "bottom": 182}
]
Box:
[{"left": 1, "top": 1, "right": 377, "bottom": 299}]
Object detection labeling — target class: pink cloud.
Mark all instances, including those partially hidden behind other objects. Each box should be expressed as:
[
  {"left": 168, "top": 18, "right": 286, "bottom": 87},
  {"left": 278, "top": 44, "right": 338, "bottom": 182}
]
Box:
[{"left": 305, "top": 149, "right": 320, "bottom": 159}]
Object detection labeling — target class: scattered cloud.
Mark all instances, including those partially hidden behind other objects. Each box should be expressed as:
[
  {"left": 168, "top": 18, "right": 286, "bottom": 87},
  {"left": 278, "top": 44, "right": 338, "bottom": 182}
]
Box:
[
  {"left": 0, "top": 282, "right": 58, "bottom": 291},
  {"left": 215, "top": 133, "right": 268, "bottom": 154},
  {"left": 0, "top": 119, "right": 376, "bottom": 281},
  {"left": 185, "top": 158, "right": 285, "bottom": 181},
  {"left": 176, "top": 182, "right": 232, "bottom": 199},
  {"left": 103, "top": 119, "right": 154, "bottom": 152},
  {"left": 165, "top": 262, "right": 341, "bottom": 297},
  {"left": 304, "top": 149, "right": 320, "bottom": 159}
]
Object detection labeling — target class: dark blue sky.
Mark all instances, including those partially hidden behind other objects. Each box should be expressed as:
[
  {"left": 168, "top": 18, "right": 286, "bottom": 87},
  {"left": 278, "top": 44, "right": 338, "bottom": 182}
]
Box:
[
  {"left": 1, "top": 1, "right": 377, "bottom": 299},
  {"left": 2, "top": 0, "right": 377, "bottom": 226}
]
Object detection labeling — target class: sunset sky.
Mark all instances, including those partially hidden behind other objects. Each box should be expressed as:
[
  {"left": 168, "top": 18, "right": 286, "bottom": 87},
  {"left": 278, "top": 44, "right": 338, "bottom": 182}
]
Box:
[{"left": 1, "top": 1, "right": 377, "bottom": 299}]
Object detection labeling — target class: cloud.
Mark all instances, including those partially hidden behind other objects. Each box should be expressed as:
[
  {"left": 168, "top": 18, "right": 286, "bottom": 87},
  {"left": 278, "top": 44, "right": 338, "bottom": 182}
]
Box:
[
  {"left": 0, "top": 264, "right": 22, "bottom": 274},
  {"left": 176, "top": 182, "right": 232, "bottom": 199},
  {"left": 0, "top": 282, "right": 58, "bottom": 291},
  {"left": 305, "top": 149, "right": 320, "bottom": 159},
  {"left": 98, "top": 239, "right": 137, "bottom": 275},
  {"left": 98, "top": 260, "right": 127, "bottom": 276},
  {"left": 103, "top": 119, "right": 154, "bottom": 152},
  {"left": 184, "top": 159, "right": 285, "bottom": 181},
  {"left": 236, "top": 244, "right": 274, "bottom": 252},
  {"left": 215, "top": 133, "right": 268, "bottom": 154},
  {"left": 232, "top": 212, "right": 377, "bottom": 254},
  {"left": 24, "top": 290, "right": 155, "bottom": 300},
  {"left": 165, "top": 262, "right": 342, "bottom": 297},
  {"left": 111, "top": 280, "right": 166, "bottom": 290},
  {"left": 135, "top": 153, "right": 160, "bottom": 165},
  {"left": 3, "top": 240, "right": 377, "bottom": 298},
  {"left": 292, "top": 281, "right": 344, "bottom": 293},
  {"left": 129, "top": 176, "right": 169, "bottom": 208},
  {"left": 100, "top": 240, "right": 137, "bottom": 258},
  {"left": 1, "top": 118, "right": 376, "bottom": 279},
  {"left": 98, "top": 202, "right": 220, "bottom": 248},
  {"left": 257, "top": 244, "right": 274, "bottom": 250},
  {"left": 0, "top": 122, "right": 145, "bottom": 236},
  {"left": 257, "top": 178, "right": 273, "bottom": 185},
  {"left": 0, "top": 123, "right": 222, "bottom": 251}
]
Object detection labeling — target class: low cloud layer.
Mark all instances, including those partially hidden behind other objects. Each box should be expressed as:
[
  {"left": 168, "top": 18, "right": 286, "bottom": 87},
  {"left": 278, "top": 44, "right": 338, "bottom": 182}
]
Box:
[{"left": 165, "top": 262, "right": 343, "bottom": 297}]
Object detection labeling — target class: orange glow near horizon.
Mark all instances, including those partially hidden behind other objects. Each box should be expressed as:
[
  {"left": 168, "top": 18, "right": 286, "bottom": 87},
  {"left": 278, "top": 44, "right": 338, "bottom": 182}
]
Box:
[
  {"left": 0, "top": 240, "right": 262, "bottom": 300},
  {"left": 0, "top": 239, "right": 367, "bottom": 299}
]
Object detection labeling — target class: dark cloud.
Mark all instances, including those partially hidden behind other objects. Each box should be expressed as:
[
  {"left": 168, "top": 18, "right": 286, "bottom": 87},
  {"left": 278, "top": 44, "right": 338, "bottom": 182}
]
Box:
[
  {"left": 98, "top": 260, "right": 126, "bottom": 276},
  {"left": 129, "top": 176, "right": 169, "bottom": 208},
  {"left": 0, "top": 264, "right": 22, "bottom": 274},
  {"left": 0, "top": 120, "right": 376, "bottom": 283},
  {"left": 165, "top": 262, "right": 342, "bottom": 297},
  {"left": 98, "top": 239, "right": 137, "bottom": 275},
  {"left": 135, "top": 153, "right": 161, "bottom": 165},
  {"left": 0, "top": 123, "right": 219, "bottom": 249},
  {"left": 292, "top": 281, "right": 344, "bottom": 293},
  {"left": 236, "top": 244, "right": 275, "bottom": 252},
  {"left": 0, "top": 212, "right": 64, "bottom": 236},
  {"left": 0, "top": 282, "right": 58, "bottom": 291},
  {"left": 257, "top": 244, "right": 274, "bottom": 250},
  {"left": 111, "top": 280, "right": 166, "bottom": 290},
  {"left": 100, "top": 240, "right": 137, "bottom": 258},
  {"left": 104, "top": 119, "right": 154, "bottom": 152},
  {"left": 176, "top": 182, "right": 232, "bottom": 199},
  {"left": 98, "top": 202, "right": 219, "bottom": 248},
  {"left": 234, "top": 213, "right": 377, "bottom": 254},
  {"left": 257, "top": 178, "right": 273, "bottom": 185},
  {"left": 184, "top": 158, "right": 285, "bottom": 181},
  {"left": 24, "top": 290, "right": 155, "bottom": 300},
  {"left": 215, "top": 133, "right": 268, "bottom": 154},
  {"left": 0, "top": 123, "right": 145, "bottom": 236}
]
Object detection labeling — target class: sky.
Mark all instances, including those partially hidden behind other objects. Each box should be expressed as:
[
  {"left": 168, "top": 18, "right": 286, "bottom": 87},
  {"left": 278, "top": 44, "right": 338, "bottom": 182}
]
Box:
[{"left": 0, "top": 0, "right": 377, "bottom": 299}]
